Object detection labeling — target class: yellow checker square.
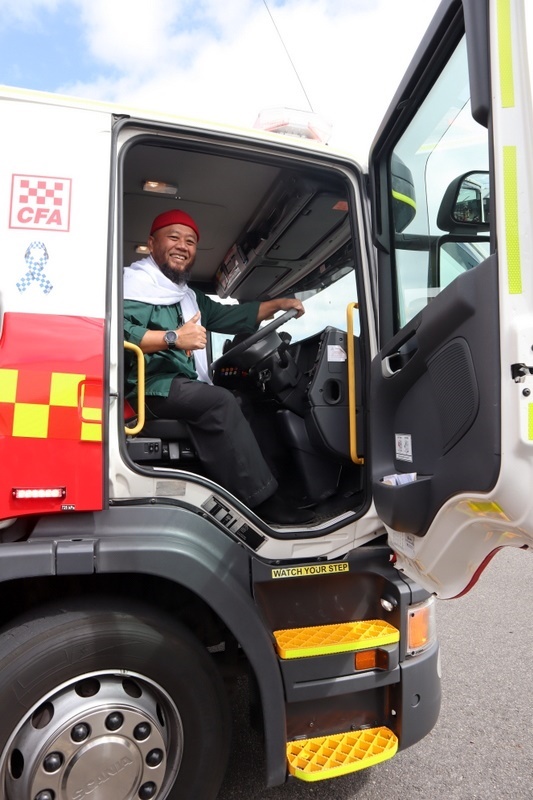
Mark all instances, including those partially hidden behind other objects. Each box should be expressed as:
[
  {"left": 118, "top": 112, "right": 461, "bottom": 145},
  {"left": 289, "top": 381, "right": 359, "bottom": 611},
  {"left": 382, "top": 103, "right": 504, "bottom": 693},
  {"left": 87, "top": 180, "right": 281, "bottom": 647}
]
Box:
[
  {"left": 0, "top": 369, "right": 18, "bottom": 403},
  {"left": 81, "top": 421, "right": 102, "bottom": 442},
  {"left": 13, "top": 403, "right": 49, "bottom": 438},
  {"left": 49, "top": 372, "right": 85, "bottom": 407},
  {"left": 81, "top": 407, "right": 102, "bottom": 422}
]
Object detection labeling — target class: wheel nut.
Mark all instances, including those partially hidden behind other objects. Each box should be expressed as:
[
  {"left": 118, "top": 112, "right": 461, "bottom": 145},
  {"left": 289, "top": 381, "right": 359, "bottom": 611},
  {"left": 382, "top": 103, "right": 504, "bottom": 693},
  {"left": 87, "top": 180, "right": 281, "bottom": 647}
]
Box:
[
  {"left": 35, "top": 791, "right": 55, "bottom": 800},
  {"left": 146, "top": 748, "right": 164, "bottom": 767},
  {"left": 139, "top": 782, "right": 157, "bottom": 799},
  {"left": 105, "top": 712, "right": 124, "bottom": 731},
  {"left": 71, "top": 723, "right": 90, "bottom": 742},
  {"left": 43, "top": 752, "right": 63, "bottom": 772},
  {"left": 134, "top": 722, "right": 151, "bottom": 741}
]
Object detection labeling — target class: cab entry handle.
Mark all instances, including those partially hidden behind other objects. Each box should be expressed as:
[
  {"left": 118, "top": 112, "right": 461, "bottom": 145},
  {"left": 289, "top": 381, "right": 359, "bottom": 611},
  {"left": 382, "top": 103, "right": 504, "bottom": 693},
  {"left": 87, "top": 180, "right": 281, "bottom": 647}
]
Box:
[
  {"left": 124, "top": 341, "right": 145, "bottom": 435},
  {"left": 346, "top": 302, "right": 364, "bottom": 465}
]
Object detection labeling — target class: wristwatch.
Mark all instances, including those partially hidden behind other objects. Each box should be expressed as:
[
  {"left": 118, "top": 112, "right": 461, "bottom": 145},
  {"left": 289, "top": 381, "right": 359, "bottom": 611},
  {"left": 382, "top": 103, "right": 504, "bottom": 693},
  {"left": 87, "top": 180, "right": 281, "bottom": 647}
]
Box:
[{"left": 163, "top": 330, "right": 178, "bottom": 349}]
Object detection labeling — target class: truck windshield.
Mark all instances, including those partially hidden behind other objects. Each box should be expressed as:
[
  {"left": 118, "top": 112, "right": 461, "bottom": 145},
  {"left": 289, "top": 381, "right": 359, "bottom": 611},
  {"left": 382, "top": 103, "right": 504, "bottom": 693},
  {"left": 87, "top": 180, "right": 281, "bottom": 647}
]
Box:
[
  {"left": 210, "top": 268, "right": 358, "bottom": 360},
  {"left": 210, "top": 232, "right": 359, "bottom": 359}
]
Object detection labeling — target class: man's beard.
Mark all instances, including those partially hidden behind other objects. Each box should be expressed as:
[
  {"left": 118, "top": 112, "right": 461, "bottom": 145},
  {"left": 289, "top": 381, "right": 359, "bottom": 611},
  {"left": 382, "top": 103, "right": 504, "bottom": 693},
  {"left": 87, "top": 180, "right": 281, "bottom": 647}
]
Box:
[{"left": 159, "top": 261, "right": 193, "bottom": 286}]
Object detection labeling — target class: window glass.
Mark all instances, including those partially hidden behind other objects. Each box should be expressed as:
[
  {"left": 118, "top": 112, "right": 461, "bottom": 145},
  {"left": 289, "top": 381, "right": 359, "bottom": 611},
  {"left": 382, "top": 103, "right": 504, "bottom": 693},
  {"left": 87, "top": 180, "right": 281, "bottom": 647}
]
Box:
[
  {"left": 210, "top": 240, "right": 358, "bottom": 360},
  {"left": 282, "top": 269, "right": 359, "bottom": 343},
  {"left": 210, "top": 270, "right": 358, "bottom": 360},
  {"left": 391, "top": 36, "right": 489, "bottom": 328}
]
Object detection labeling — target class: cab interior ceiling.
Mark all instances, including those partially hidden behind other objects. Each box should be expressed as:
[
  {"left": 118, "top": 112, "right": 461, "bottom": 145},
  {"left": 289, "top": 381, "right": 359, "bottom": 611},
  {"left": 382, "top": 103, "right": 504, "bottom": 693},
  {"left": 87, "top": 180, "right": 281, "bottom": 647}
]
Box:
[{"left": 122, "top": 140, "right": 351, "bottom": 299}]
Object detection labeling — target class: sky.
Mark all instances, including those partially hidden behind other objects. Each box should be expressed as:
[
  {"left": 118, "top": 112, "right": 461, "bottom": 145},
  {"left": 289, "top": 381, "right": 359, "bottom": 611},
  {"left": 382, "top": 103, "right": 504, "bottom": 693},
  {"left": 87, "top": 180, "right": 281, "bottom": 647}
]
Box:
[{"left": 0, "top": 0, "right": 442, "bottom": 160}]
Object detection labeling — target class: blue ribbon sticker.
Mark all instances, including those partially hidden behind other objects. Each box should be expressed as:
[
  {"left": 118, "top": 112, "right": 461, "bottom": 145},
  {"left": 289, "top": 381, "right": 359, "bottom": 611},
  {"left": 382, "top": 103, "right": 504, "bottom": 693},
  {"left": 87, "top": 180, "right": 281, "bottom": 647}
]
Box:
[{"left": 17, "top": 241, "right": 53, "bottom": 294}]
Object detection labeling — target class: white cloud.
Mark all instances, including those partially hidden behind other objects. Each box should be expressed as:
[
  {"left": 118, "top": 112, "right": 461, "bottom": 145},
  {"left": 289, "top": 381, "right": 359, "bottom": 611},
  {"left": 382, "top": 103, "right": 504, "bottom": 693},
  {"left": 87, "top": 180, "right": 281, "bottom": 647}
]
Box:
[
  {"left": 72, "top": 0, "right": 189, "bottom": 73},
  {"left": 57, "top": 0, "right": 441, "bottom": 159}
]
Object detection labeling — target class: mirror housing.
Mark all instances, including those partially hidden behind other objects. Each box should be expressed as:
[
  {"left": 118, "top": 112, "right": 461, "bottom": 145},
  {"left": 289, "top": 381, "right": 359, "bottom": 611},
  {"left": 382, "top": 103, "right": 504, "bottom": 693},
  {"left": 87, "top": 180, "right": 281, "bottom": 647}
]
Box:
[
  {"left": 391, "top": 153, "right": 416, "bottom": 233},
  {"left": 437, "top": 171, "right": 490, "bottom": 233}
]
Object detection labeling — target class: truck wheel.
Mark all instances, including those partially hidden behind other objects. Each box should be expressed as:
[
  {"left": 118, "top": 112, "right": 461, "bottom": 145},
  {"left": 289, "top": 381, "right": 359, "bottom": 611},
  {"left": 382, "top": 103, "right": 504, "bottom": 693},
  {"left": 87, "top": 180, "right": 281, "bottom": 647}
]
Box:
[{"left": 0, "top": 597, "right": 231, "bottom": 800}]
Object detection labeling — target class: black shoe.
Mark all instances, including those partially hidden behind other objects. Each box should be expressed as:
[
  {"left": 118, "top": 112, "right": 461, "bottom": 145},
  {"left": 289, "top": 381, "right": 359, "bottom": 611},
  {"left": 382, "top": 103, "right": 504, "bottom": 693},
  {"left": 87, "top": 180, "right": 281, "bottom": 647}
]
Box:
[{"left": 254, "top": 493, "right": 315, "bottom": 526}]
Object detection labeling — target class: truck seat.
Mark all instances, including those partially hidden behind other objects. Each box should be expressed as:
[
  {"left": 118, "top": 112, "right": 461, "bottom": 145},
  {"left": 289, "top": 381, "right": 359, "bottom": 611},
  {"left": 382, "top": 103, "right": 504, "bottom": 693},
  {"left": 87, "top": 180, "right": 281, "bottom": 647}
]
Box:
[
  {"left": 123, "top": 342, "right": 197, "bottom": 463},
  {"left": 124, "top": 400, "right": 197, "bottom": 463}
]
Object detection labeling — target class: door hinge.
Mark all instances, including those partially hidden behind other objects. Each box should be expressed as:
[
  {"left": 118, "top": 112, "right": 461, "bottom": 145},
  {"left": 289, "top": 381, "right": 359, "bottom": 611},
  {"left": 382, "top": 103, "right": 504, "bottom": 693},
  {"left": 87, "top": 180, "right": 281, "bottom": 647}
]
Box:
[{"left": 511, "top": 363, "right": 533, "bottom": 382}]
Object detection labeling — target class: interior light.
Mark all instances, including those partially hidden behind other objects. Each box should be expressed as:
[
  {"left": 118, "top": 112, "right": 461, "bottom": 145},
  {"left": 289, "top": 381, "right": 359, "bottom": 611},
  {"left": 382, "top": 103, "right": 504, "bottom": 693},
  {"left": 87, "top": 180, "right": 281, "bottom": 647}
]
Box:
[
  {"left": 135, "top": 245, "right": 150, "bottom": 255},
  {"left": 142, "top": 181, "right": 178, "bottom": 196},
  {"left": 13, "top": 487, "right": 66, "bottom": 500}
]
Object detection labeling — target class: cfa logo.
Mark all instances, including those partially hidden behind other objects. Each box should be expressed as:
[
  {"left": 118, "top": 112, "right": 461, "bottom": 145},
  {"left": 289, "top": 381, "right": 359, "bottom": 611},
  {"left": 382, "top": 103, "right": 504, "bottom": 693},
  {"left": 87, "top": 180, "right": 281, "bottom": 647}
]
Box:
[{"left": 9, "top": 174, "right": 72, "bottom": 232}]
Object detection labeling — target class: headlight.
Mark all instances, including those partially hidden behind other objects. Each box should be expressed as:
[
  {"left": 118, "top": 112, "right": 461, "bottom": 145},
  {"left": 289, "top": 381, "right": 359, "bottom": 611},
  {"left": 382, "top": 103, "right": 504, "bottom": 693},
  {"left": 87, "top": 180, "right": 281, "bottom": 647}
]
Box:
[{"left": 406, "top": 596, "right": 436, "bottom": 656}]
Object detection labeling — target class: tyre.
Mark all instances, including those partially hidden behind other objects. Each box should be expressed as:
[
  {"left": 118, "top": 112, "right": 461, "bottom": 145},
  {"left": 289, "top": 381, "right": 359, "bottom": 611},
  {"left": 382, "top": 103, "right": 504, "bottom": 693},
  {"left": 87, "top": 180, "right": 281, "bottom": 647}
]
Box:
[{"left": 0, "top": 597, "right": 231, "bottom": 800}]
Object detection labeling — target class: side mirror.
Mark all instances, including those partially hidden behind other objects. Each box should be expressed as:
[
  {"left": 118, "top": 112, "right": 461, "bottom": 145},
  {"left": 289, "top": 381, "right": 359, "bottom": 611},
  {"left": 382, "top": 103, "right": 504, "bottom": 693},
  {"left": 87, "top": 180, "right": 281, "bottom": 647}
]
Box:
[{"left": 437, "top": 171, "right": 490, "bottom": 233}]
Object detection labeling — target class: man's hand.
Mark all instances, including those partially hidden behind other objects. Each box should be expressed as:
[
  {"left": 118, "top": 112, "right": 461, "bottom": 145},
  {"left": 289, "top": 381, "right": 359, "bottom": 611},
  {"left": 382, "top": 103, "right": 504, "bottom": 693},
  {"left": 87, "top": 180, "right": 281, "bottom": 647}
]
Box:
[
  {"left": 137, "top": 311, "right": 206, "bottom": 354},
  {"left": 257, "top": 297, "right": 305, "bottom": 323},
  {"left": 178, "top": 311, "right": 207, "bottom": 351}
]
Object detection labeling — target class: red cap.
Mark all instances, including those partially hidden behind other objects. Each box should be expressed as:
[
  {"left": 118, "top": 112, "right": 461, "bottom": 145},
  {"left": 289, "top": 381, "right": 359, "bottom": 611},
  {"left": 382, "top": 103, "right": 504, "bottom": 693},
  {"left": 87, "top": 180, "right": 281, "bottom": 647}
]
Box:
[{"left": 149, "top": 209, "right": 200, "bottom": 241}]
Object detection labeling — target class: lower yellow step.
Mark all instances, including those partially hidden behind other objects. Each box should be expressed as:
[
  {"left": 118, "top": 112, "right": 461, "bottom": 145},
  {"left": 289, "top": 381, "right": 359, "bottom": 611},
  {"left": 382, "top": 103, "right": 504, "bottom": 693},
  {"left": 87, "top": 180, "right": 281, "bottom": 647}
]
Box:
[
  {"left": 287, "top": 727, "right": 398, "bottom": 782},
  {"left": 273, "top": 620, "right": 399, "bottom": 659}
]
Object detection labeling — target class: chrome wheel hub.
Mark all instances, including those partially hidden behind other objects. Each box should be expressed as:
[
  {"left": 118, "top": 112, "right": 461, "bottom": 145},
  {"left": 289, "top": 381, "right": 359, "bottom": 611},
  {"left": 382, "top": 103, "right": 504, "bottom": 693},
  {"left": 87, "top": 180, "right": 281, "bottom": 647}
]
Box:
[{"left": 1, "top": 672, "right": 183, "bottom": 800}]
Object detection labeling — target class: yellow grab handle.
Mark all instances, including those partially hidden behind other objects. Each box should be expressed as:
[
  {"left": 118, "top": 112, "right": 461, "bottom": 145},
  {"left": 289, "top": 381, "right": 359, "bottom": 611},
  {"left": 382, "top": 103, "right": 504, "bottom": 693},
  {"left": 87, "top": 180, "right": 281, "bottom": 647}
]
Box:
[
  {"left": 124, "top": 341, "right": 145, "bottom": 435},
  {"left": 346, "top": 303, "right": 364, "bottom": 465}
]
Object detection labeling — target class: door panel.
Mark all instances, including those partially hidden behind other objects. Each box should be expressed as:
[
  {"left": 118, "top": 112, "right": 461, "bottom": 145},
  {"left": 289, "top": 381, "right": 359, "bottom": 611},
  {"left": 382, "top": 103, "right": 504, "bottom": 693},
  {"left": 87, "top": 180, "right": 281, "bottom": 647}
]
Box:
[
  {"left": 364, "top": 0, "right": 533, "bottom": 597},
  {"left": 371, "top": 255, "right": 500, "bottom": 536},
  {"left": 369, "top": 11, "right": 497, "bottom": 540}
]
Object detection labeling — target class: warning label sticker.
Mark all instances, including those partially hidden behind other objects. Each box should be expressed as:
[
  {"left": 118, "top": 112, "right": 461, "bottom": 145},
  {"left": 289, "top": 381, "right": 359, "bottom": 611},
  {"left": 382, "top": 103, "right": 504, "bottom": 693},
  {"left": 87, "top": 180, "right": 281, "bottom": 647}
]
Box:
[
  {"left": 395, "top": 433, "right": 413, "bottom": 462},
  {"left": 9, "top": 174, "right": 72, "bottom": 232},
  {"left": 271, "top": 562, "right": 349, "bottom": 579}
]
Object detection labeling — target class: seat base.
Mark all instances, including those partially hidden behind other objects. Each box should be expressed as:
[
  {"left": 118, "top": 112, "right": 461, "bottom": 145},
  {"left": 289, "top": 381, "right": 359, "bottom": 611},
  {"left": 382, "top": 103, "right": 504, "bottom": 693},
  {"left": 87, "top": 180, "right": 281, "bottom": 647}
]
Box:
[{"left": 126, "top": 418, "right": 197, "bottom": 462}]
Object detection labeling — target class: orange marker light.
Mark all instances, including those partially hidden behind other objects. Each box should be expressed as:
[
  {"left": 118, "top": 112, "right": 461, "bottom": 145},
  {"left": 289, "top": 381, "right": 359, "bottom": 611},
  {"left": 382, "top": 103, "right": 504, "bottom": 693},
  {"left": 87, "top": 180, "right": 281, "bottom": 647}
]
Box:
[
  {"left": 354, "top": 648, "right": 390, "bottom": 671},
  {"left": 407, "top": 597, "right": 436, "bottom": 654},
  {"left": 355, "top": 650, "right": 377, "bottom": 671}
]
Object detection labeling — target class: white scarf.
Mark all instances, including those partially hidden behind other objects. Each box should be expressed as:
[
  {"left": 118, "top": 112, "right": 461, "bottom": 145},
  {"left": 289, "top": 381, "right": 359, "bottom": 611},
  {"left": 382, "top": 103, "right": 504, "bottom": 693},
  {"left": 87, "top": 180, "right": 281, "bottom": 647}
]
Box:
[{"left": 123, "top": 255, "right": 211, "bottom": 383}]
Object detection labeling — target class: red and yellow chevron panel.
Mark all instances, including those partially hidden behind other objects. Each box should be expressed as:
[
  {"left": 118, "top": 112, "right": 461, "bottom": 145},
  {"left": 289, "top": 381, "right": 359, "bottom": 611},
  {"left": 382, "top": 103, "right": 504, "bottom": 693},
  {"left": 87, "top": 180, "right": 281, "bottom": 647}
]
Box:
[
  {"left": 0, "top": 368, "right": 102, "bottom": 442},
  {"left": 0, "top": 311, "right": 105, "bottom": 520}
]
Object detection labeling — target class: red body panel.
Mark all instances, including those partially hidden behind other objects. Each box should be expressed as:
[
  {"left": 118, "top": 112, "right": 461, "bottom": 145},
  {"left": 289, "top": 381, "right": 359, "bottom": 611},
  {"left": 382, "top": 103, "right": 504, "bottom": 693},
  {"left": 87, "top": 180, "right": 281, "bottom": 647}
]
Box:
[{"left": 0, "top": 311, "right": 105, "bottom": 520}]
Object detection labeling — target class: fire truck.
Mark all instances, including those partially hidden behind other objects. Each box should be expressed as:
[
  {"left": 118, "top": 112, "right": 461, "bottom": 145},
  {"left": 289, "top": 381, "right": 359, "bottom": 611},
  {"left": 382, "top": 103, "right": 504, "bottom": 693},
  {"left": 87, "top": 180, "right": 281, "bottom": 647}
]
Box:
[{"left": 0, "top": 0, "right": 532, "bottom": 797}]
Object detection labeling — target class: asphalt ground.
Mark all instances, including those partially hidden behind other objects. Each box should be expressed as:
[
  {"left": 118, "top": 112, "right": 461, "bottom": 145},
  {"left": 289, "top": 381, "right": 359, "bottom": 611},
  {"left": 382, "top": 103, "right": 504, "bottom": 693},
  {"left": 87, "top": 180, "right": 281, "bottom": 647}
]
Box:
[{"left": 218, "top": 547, "right": 532, "bottom": 800}]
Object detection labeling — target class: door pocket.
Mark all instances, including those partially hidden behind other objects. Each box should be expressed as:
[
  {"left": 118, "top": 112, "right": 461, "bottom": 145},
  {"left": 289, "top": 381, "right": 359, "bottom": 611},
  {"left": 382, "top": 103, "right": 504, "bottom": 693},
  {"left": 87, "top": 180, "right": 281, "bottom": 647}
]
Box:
[{"left": 373, "top": 475, "right": 432, "bottom": 535}]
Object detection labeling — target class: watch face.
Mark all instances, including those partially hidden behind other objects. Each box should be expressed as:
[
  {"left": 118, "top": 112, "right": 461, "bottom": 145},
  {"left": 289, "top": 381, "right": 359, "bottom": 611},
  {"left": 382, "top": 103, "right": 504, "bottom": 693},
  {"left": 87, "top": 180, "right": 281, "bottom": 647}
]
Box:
[{"left": 164, "top": 330, "right": 177, "bottom": 348}]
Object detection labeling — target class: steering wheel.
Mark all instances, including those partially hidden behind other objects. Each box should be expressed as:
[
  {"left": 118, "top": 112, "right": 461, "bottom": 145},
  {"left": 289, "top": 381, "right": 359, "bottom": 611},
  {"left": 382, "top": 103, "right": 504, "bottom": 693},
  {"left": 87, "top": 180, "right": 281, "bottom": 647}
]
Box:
[{"left": 211, "top": 307, "right": 299, "bottom": 370}]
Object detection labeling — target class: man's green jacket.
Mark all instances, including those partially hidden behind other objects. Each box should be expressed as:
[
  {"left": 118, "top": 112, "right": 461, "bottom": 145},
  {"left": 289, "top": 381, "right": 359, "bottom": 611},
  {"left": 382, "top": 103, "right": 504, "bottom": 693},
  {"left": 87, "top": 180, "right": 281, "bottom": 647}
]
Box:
[{"left": 124, "top": 290, "right": 259, "bottom": 399}]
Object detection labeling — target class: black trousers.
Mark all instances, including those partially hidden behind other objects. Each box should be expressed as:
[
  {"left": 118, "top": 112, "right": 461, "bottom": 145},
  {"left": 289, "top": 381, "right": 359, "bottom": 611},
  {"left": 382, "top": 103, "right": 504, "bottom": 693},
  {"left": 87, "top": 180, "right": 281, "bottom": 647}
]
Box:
[{"left": 146, "top": 377, "right": 278, "bottom": 507}]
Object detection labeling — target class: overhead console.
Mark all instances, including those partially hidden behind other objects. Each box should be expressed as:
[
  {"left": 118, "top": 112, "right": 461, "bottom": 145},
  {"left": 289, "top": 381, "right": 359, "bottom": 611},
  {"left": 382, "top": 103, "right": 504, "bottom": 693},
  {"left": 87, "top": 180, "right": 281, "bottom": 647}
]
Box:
[{"left": 215, "top": 173, "right": 349, "bottom": 300}]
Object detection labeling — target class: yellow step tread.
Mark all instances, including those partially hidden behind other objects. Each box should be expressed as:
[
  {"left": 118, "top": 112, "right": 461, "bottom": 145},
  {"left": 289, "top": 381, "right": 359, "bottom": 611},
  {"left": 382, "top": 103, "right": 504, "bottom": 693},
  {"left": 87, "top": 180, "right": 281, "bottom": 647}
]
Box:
[
  {"left": 273, "top": 620, "right": 399, "bottom": 659},
  {"left": 287, "top": 727, "right": 398, "bottom": 782}
]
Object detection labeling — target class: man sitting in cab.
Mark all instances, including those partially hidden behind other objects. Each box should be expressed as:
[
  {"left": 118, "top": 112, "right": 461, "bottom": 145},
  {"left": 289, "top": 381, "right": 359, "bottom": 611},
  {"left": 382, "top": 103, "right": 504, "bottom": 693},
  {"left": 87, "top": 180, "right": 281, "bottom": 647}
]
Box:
[{"left": 124, "top": 209, "right": 313, "bottom": 526}]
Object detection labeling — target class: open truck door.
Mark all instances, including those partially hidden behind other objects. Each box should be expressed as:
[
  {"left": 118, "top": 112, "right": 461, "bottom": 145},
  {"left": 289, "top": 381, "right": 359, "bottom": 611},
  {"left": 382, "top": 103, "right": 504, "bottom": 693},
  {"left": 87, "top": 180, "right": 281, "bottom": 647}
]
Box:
[{"left": 368, "top": 0, "right": 533, "bottom": 598}]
